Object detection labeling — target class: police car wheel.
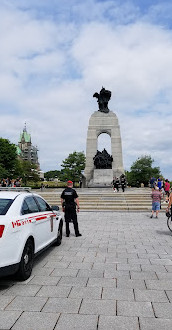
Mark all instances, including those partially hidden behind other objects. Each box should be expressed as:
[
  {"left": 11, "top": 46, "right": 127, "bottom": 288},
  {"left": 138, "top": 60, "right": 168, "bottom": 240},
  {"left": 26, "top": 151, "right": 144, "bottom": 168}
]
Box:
[
  {"left": 16, "top": 239, "right": 34, "bottom": 280},
  {"left": 56, "top": 223, "right": 63, "bottom": 246}
]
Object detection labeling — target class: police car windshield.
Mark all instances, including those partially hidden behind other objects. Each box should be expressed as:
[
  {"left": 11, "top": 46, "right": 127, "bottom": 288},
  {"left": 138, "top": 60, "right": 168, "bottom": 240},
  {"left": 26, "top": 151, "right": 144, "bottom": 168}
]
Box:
[{"left": 0, "top": 199, "right": 13, "bottom": 215}]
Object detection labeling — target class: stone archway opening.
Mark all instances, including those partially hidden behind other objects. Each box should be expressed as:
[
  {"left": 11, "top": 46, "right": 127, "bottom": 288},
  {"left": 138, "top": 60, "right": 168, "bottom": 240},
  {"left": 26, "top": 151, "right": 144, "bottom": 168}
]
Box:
[{"left": 97, "top": 132, "right": 112, "bottom": 155}]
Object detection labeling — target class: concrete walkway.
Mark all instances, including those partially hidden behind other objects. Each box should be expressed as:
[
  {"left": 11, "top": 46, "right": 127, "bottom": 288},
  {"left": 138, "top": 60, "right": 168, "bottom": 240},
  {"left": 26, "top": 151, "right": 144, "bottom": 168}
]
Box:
[{"left": 1, "top": 211, "right": 172, "bottom": 329}]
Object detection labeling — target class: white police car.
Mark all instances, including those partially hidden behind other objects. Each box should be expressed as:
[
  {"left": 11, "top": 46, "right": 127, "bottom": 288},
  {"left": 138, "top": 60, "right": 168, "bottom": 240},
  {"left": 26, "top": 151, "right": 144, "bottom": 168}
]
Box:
[{"left": 0, "top": 189, "right": 63, "bottom": 280}]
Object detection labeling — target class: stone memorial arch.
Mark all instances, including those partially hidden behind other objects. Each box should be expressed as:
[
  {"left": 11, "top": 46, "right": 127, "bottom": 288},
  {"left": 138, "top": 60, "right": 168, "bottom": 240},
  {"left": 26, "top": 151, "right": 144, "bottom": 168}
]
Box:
[{"left": 84, "top": 87, "right": 124, "bottom": 187}]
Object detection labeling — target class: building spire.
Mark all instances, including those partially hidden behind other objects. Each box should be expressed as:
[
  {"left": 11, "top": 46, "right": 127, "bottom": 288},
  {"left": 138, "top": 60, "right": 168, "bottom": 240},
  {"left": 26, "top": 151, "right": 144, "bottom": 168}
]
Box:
[{"left": 23, "top": 122, "right": 27, "bottom": 132}]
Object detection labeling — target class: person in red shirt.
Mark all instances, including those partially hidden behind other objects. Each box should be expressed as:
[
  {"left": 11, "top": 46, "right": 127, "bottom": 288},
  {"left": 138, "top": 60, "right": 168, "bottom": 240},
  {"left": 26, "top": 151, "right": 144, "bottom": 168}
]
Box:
[
  {"left": 164, "top": 179, "right": 170, "bottom": 197},
  {"left": 150, "top": 186, "right": 162, "bottom": 219}
]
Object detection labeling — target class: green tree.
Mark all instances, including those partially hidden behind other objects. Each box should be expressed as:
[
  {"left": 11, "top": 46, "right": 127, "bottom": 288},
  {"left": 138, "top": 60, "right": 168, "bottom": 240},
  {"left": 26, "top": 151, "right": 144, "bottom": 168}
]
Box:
[
  {"left": 17, "top": 160, "right": 40, "bottom": 185},
  {"left": 126, "top": 155, "right": 161, "bottom": 187},
  {"left": 44, "top": 170, "right": 61, "bottom": 181},
  {"left": 0, "top": 138, "right": 18, "bottom": 178},
  {"left": 59, "top": 151, "right": 86, "bottom": 183}
]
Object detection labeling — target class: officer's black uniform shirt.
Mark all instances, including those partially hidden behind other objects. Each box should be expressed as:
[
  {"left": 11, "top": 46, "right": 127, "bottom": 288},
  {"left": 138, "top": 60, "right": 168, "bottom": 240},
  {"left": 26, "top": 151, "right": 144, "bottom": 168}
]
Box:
[
  {"left": 61, "top": 187, "right": 78, "bottom": 205},
  {"left": 121, "top": 178, "right": 126, "bottom": 185}
]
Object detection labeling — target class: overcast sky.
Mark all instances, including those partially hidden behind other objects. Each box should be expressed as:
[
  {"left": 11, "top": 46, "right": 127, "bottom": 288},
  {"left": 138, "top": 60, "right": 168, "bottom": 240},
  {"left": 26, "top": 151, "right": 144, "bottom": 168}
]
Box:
[{"left": 1, "top": 0, "right": 172, "bottom": 179}]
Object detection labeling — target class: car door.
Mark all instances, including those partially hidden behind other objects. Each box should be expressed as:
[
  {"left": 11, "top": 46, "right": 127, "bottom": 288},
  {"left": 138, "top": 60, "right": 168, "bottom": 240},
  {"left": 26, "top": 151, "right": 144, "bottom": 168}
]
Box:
[
  {"left": 22, "top": 196, "right": 50, "bottom": 252},
  {"left": 33, "top": 196, "right": 57, "bottom": 245}
]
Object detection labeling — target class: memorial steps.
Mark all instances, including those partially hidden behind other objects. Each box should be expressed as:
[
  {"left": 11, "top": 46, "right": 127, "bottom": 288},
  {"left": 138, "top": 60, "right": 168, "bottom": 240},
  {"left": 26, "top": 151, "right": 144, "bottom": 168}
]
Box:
[{"left": 35, "top": 188, "right": 168, "bottom": 212}]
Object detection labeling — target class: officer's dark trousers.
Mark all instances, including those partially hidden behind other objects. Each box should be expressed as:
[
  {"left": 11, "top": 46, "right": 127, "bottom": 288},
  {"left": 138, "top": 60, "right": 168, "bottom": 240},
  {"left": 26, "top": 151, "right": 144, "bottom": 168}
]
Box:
[
  {"left": 121, "top": 184, "right": 125, "bottom": 192},
  {"left": 65, "top": 208, "right": 79, "bottom": 236}
]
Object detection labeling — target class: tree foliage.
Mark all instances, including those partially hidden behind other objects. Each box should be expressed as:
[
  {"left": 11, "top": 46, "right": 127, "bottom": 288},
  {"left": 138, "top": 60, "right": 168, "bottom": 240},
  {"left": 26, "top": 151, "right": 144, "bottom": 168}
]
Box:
[
  {"left": 59, "top": 151, "right": 86, "bottom": 183},
  {"left": 17, "top": 160, "right": 40, "bottom": 185},
  {"left": 44, "top": 170, "right": 61, "bottom": 181},
  {"left": 126, "top": 155, "right": 161, "bottom": 187},
  {"left": 0, "top": 138, "right": 18, "bottom": 178}
]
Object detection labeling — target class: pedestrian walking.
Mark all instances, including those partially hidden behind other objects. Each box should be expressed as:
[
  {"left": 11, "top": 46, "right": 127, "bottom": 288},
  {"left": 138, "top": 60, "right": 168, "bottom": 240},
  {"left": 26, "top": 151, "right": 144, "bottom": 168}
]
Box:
[
  {"left": 115, "top": 177, "right": 120, "bottom": 192},
  {"left": 166, "top": 190, "right": 172, "bottom": 218},
  {"left": 112, "top": 177, "right": 117, "bottom": 192},
  {"left": 150, "top": 176, "right": 156, "bottom": 188},
  {"left": 120, "top": 174, "right": 126, "bottom": 192},
  {"left": 157, "top": 178, "right": 162, "bottom": 190},
  {"left": 61, "top": 180, "right": 82, "bottom": 237},
  {"left": 150, "top": 186, "right": 162, "bottom": 218},
  {"left": 164, "top": 179, "right": 170, "bottom": 197}
]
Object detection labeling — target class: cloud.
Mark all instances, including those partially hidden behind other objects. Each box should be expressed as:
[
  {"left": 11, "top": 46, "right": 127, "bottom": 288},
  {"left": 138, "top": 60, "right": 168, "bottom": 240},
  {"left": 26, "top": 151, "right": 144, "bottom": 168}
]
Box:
[{"left": 0, "top": 0, "right": 172, "bottom": 179}]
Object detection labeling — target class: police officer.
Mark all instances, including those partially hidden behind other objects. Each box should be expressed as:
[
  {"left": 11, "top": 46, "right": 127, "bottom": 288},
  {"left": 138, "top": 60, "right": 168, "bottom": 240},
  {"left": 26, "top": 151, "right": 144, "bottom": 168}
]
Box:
[
  {"left": 121, "top": 174, "right": 126, "bottom": 192},
  {"left": 115, "top": 177, "right": 120, "bottom": 192},
  {"left": 61, "top": 180, "right": 82, "bottom": 237}
]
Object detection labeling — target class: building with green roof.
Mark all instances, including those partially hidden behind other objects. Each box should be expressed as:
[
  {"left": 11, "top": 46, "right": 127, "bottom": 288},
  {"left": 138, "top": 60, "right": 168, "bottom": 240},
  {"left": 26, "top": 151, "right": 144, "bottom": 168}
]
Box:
[{"left": 17, "top": 124, "right": 40, "bottom": 168}]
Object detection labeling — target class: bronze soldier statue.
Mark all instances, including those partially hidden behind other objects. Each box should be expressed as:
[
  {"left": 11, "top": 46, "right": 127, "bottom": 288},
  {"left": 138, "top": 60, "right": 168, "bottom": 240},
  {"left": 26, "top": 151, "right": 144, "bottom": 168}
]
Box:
[{"left": 93, "top": 87, "right": 111, "bottom": 113}]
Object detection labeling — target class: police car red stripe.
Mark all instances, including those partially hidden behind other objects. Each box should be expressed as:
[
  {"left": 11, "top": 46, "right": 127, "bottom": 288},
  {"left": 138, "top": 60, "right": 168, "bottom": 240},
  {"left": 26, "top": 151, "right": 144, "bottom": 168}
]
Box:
[{"left": 0, "top": 225, "right": 5, "bottom": 238}]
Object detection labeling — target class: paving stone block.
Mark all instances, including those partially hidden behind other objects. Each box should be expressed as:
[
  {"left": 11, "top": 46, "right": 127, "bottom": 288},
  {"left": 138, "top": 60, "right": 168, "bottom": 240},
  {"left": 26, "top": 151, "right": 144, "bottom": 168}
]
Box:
[
  {"left": 4, "top": 285, "right": 41, "bottom": 297},
  {"left": 128, "top": 258, "right": 151, "bottom": 265},
  {"left": 130, "top": 271, "right": 157, "bottom": 280},
  {"left": 69, "top": 286, "right": 102, "bottom": 299},
  {"left": 117, "top": 264, "right": 141, "bottom": 271},
  {"left": 77, "top": 269, "right": 104, "bottom": 278},
  {"left": 134, "top": 289, "right": 169, "bottom": 302},
  {"left": 58, "top": 276, "right": 88, "bottom": 286},
  {"left": 0, "top": 311, "right": 22, "bottom": 329},
  {"left": 146, "top": 280, "right": 172, "bottom": 290},
  {"left": 165, "top": 265, "right": 172, "bottom": 272},
  {"left": 165, "top": 290, "right": 172, "bottom": 302},
  {"left": 61, "top": 256, "right": 84, "bottom": 263},
  {"left": 105, "top": 257, "right": 128, "bottom": 264},
  {"left": 98, "top": 315, "right": 139, "bottom": 330},
  {"left": 43, "top": 261, "right": 70, "bottom": 269},
  {"left": 28, "top": 276, "right": 61, "bottom": 286},
  {"left": 79, "top": 299, "right": 116, "bottom": 316},
  {"left": 92, "top": 263, "right": 115, "bottom": 271},
  {"left": 141, "top": 265, "right": 167, "bottom": 272},
  {"left": 150, "top": 259, "right": 172, "bottom": 265},
  {"left": 68, "top": 262, "right": 93, "bottom": 269},
  {"left": 152, "top": 302, "right": 172, "bottom": 318},
  {"left": 54, "top": 313, "right": 98, "bottom": 330},
  {"left": 117, "top": 278, "right": 146, "bottom": 290},
  {"left": 104, "top": 270, "right": 130, "bottom": 279},
  {"left": 87, "top": 277, "right": 116, "bottom": 288},
  {"left": 6, "top": 296, "right": 47, "bottom": 312},
  {"left": 32, "top": 267, "right": 54, "bottom": 276},
  {"left": 137, "top": 253, "right": 159, "bottom": 259},
  {"left": 0, "top": 295, "right": 15, "bottom": 310},
  {"left": 117, "top": 301, "right": 154, "bottom": 317},
  {"left": 12, "top": 312, "right": 59, "bottom": 330},
  {"left": 156, "top": 272, "right": 172, "bottom": 280},
  {"left": 102, "top": 287, "right": 134, "bottom": 301},
  {"left": 50, "top": 268, "right": 78, "bottom": 277},
  {"left": 76, "top": 252, "right": 96, "bottom": 257},
  {"left": 84, "top": 256, "right": 106, "bottom": 263},
  {"left": 36, "top": 285, "right": 71, "bottom": 298},
  {"left": 42, "top": 297, "right": 82, "bottom": 313},
  {"left": 139, "top": 317, "right": 172, "bottom": 330}
]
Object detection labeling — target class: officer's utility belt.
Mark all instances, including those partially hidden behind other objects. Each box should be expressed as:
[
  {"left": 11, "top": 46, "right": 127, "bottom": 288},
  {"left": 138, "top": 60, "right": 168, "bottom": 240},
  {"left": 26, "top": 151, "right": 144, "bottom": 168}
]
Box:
[{"left": 63, "top": 202, "right": 76, "bottom": 209}]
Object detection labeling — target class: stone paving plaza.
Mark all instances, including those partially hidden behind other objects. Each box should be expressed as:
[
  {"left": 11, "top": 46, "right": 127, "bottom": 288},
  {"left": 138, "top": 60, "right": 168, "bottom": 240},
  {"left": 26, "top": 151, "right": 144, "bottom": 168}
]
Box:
[{"left": 1, "top": 211, "right": 172, "bottom": 329}]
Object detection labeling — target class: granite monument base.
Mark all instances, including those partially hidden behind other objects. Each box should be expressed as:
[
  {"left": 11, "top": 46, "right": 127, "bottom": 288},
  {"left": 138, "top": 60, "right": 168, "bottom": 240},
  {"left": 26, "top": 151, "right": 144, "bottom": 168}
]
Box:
[{"left": 88, "top": 169, "right": 113, "bottom": 187}]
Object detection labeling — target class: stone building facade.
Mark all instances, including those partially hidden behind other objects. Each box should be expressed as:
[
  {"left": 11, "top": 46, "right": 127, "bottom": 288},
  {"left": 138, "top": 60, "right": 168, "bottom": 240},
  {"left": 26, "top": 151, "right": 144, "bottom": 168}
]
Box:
[{"left": 16, "top": 125, "right": 40, "bottom": 169}]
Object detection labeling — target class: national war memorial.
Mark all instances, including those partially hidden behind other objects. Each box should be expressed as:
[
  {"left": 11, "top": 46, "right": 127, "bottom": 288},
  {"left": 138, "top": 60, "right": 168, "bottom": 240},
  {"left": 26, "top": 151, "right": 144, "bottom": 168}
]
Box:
[{"left": 84, "top": 87, "right": 124, "bottom": 187}]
